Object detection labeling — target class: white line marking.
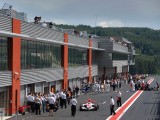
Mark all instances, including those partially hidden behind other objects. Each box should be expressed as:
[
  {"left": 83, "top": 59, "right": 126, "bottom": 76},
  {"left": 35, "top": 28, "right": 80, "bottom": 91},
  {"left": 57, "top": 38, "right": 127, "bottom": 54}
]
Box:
[
  {"left": 117, "top": 91, "right": 143, "bottom": 120},
  {"left": 106, "top": 78, "right": 154, "bottom": 120}
]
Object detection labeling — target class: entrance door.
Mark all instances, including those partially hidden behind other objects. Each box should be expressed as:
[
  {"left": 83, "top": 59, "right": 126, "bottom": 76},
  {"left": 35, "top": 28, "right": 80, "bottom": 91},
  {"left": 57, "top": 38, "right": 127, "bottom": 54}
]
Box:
[
  {"left": 44, "top": 86, "right": 49, "bottom": 95},
  {"left": 0, "top": 91, "right": 5, "bottom": 108},
  {"left": 51, "top": 85, "right": 56, "bottom": 93},
  {"left": 0, "top": 91, "right": 7, "bottom": 115}
]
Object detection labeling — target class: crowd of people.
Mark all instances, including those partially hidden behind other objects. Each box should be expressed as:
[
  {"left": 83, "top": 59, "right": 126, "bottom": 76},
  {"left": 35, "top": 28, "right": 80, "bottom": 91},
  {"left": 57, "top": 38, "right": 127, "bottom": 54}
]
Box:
[
  {"left": 129, "top": 78, "right": 159, "bottom": 91},
  {"left": 25, "top": 75, "right": 159, "bottom": 117},
  {"left": 80, "top": 76, "right": 127, "bottom": 94},
  {"left": 26, "top": 86, "right": 79, "bottom": 116}
]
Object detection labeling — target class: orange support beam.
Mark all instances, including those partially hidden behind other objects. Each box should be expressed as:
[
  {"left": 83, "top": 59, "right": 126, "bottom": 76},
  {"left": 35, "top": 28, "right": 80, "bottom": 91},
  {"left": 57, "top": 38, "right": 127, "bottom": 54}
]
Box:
[
  {"left": 9, "top": 18, "right": 21, "bottom": 115},
  {"left": 88, "top": 39, "right": 92, "bottom": 83},
  {"left": 63, "top": 33, "right": 68, "bottom": 90}
]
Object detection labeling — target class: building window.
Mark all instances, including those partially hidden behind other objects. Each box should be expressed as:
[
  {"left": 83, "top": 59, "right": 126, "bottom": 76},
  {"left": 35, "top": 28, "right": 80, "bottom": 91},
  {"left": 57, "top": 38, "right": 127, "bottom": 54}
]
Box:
[
  {"left": 108, "top": 53, "right": 112, "bottom": 60},
  {"left": 68, "top": 47, "right": 87, "bottom": 66},
  {"left": 21, "top": 40, "right": 61, "bottom": 69},
  {"left": 92, "top": 50, "right": 97, "bottom": 65},
  {"left": 0, "top": 37, "right": 8, "bottom": 71},
  {"left": 112, "top": 53, "right": 128, "bottom": 60},
  {"left": 82, "top": 53, "right": 87, "bottom": 61}
]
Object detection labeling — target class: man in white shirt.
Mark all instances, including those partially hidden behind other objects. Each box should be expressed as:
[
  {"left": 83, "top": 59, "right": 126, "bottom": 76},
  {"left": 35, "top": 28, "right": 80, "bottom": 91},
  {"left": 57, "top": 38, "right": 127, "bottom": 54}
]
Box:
[
  {"left": 110, "top": 96, "right": 116, "bottom": 115},
  {"left": 48, "top": 95, "right": 56, "bottom": 116},
  {"left": 117, "top": 91, "right": 122, "bottom": 107},
  {"left": 61, "top": 92, "right": 67, "bottom": 108},
  {"left": 106, "top": 81, "right": 110, "bottom": 93},
  {"left": 70, "top": 96, "right": 77, "bottom": 117},
  {"left": 26, "top": 93, "right": 35, "bottom": 112},
  {"left": 59, "top": 90, "right": 63, "bottom": 108},
  {"left": 35, "top": 95, "right": 42, "bottom": 115}
]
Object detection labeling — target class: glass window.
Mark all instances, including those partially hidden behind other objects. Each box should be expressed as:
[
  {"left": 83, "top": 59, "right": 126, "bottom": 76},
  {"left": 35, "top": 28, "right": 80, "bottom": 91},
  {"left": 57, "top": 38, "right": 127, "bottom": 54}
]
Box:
[
  {"left": 0, "top": 37, "right": 8, "bottom": 71},
  {"left": 82, "top": 53, "right": 87, "bottom": 61},
  {"left": 68, "top": 47, "right": 87, "bottom": 67},
  {"left": 21, "top": 40, "right": 61, "bottom": 69},
  {"left": 112, "top": 53, "right": 128, "bottom": 60},
  {"left": 108, "top": 53, "right": 112, "bottom": 60},
  {"left": 92, "top": 50, "right": 97, "bottom": 65}
]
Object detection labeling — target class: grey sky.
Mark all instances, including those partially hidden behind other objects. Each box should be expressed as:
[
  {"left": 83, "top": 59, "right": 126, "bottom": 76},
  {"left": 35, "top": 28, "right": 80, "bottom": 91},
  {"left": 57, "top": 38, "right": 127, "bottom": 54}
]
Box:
[{"left": 1, "top": 0, "right": 160, "bottom": 29}]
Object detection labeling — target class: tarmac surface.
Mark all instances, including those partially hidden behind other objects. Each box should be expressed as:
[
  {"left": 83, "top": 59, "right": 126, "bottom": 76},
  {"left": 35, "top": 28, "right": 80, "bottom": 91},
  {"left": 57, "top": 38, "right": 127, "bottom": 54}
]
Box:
[{"left": 7, "top": 76, "right": 159, "bottom": 120}]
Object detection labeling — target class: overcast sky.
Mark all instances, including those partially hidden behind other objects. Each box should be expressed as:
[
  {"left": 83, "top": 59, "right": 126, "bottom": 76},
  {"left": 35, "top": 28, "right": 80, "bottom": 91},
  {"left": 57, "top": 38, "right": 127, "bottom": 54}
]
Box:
[{"left": 0, "top": 0, "right": 160, "bottom": 29}]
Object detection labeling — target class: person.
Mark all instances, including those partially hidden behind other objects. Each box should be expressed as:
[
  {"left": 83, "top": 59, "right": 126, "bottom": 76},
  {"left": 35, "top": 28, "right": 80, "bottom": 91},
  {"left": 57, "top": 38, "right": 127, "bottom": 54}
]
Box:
[
  {"left": 59, "top": 90, "right": 63, "bottom": 108},
  {"left": 26, "top": 93, "right": 35, "bottom": 112},
  {"left": 42, "top": 21, "right": 47, "bottom": 27},
  {"left": 110, "top": 96, "right": 116, "bottom": 115},
  {"left": 49, "top": 22, "right": 53, "bottom": 28},
  {"left": 70, "top": 96, "right": 77, "bottom": 117},
  {"left": 61, "top": 91, "right": 67, "bottom": 108},
  {"left": 141, "top": 80, "right": 145, "bottom": 90},
  {"left": 117, "top": 91, "right": 122, "bottom": 107},
  {"left": 112, "top": 81, "right": 116, "bottom": 91},
  {"left": 75, "top": 86, "right": 79, "bottom": 96},
  {"left": 145, "top": 82, "right": 150, "bottom": 91},
  {"left": 35, "top": 95, "right": 42, "bottom": 115},
  {"left": 106, "top": 81, "right": 110, "bottom": 93},
  {"left": 34, "top": 16, "right": 41, "bottom": 24},
  {"left": 130, "top": 81, "right": 135, "bottom": 91},
  {"left": 47, "top": 95, "right": 56, "bottom": 116},
  {"left": 156, "top": 82, "right": 159, "bottom": 91},
  {"left": 53, "top": 101, "right": 59, "bottom": 112},
  {"left": 41, "top": 94, "right": 47, "bottom": 113},
  {"left": 67, "top": 90, "right": 71, "bottom": 105}
]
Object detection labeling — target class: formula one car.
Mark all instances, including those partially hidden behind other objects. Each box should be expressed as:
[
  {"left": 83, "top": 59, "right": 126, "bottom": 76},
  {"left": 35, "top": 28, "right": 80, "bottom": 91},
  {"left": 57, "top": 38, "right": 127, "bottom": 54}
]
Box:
[{"left": 79, "top": 99, "right": 99, "bottom": 111}]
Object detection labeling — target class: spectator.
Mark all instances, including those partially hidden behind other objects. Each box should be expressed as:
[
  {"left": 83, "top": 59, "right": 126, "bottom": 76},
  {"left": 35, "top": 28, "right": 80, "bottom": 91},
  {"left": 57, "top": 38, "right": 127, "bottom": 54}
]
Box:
[
  {"left": 67, "top": 90, "right": 72, "bottom": 105},
  {"left": 156, "top": 82, "right": 159, "bottom": 91},
  {"left": 26, "top": 93, "right": 34, "bottom": 112},
  {"left": 59, "top": 90, "right": 63, "bottom": 108},
  {"left": 34, "top": 16, "right": 41, "bottom": 24},
  {"left": 26, "top": 93, "right": 35, "bottom": 112},
  {"left": 106, "top": 81, "right": 110, "bottom": 93},
  {"left": 35, "top": 95, "right": 42, "bottom": 115},
  {"left": 80, "top": 31, "right": 83, "bottom": 37},
  {"left": 49, "top": 22, "right": 53, "bottom": 28},
  {"left": 42, "top": 21, "right": 47, "bottom": 27},
  {"left": 75, "top": 86, "right": 79, "bottom": 96},
  {"left": 117, "top": 91, "right": 122, "bottom": 107},
  {"left": 48, "top": 95, "right": 56, "bottom": 116},
  {"left": 61, "top": 92, "right": 67, "bottom": 109},
  {"left": 41, "top": 94, "right": 47, "bottom": 113}
]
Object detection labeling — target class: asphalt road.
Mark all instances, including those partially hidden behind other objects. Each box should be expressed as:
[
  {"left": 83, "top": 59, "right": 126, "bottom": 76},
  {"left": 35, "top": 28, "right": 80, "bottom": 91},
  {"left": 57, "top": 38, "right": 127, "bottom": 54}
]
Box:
[
  {"left": 8, "top": 76, "right": 158, "bottom": 120},
  {"left": 121, "top": 76, "right": 160, "bottom": 120}
]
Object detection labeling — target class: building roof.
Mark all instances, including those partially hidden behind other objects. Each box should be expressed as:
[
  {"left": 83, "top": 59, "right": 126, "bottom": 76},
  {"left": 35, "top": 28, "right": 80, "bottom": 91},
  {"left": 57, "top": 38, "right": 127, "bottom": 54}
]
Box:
[{"left": 0, "top": 30, "right": 105, "bottom": 51}]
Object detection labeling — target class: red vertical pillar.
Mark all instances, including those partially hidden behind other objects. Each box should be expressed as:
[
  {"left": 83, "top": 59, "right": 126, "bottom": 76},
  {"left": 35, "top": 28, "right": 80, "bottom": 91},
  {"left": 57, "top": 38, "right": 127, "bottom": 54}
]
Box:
[
  {"left": 88, "top": 39, "right": 92, "bottom": 83},
  {"left": 63, "top": 33, "right": 68, "bottom": 90},
  {"left": 9, "top": 18, "right": 21, "bottom": 115}
]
